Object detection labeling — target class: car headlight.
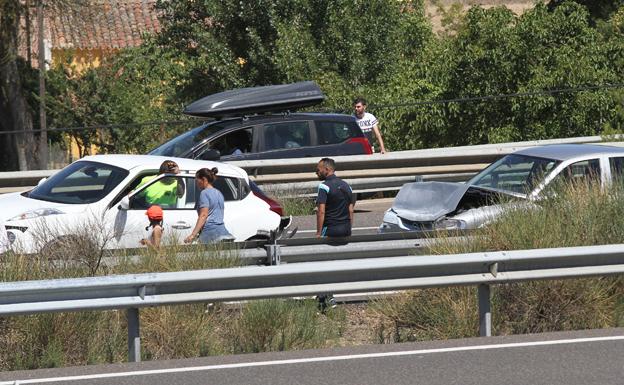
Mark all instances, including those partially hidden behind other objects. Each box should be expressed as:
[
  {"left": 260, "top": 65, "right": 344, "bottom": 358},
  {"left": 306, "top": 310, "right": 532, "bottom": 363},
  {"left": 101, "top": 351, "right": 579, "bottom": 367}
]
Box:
[
  {"left": 434, "top": 218, "right": 466, "bottom": 231},
  {"left": 8, "top": 208, "right": 64, "bottom": 221}
]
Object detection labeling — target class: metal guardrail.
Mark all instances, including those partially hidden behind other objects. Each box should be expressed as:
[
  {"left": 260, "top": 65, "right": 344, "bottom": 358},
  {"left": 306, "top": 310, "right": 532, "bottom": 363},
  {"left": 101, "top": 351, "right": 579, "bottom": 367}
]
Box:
[
  {"left": 1, "top": 243, "right": 623, "bottom": 362},
  {"left": 101, "top": 231, "right": 436, "bottom": 267},
  {"left": 2, "top": 136, "right": 622, "bottom": 194}
]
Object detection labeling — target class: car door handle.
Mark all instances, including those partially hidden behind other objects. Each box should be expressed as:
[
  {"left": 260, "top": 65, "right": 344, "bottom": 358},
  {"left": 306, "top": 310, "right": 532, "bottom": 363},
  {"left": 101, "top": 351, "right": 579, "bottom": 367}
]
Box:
[{"left": 172, "top": 222, "right": 192, "bottom": 230}]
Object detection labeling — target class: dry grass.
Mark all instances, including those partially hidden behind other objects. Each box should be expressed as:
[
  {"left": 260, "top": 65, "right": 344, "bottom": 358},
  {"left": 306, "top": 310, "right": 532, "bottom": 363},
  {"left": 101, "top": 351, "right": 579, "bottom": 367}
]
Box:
[
  {"left": 0, "top": 228, "right": 345, "bottom": 370},
  {"left": 3, "top": 180, "right": 624, "bottom": 369},
  {"left": 370, "top": 180, "right": 624, "bottom": 341}
]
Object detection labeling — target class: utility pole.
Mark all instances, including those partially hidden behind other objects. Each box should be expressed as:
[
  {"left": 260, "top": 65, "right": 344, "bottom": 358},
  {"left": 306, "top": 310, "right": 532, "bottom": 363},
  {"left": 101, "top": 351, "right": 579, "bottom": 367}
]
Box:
[
  {"left": 38, "top": 0, "right": 48, "bottom": 169},
  {"left": 25, "top": 0, "right": 32, "bottom": 65}
]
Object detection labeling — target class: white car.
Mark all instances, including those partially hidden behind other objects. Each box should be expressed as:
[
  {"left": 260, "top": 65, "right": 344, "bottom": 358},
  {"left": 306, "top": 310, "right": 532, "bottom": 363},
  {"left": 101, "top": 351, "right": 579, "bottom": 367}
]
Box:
[
  {"left": 0, "top": 154, "right": 285, "bottom": 254},
  {"left": 380, "top": 144, "right": 624, "bottom": 232}
]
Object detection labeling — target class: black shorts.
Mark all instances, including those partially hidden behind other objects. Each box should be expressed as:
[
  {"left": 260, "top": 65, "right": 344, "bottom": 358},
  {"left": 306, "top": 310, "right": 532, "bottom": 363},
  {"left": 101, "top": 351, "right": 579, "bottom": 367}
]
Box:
[{"left": 322, "top": 223, "right": 352, "bottom": 237}]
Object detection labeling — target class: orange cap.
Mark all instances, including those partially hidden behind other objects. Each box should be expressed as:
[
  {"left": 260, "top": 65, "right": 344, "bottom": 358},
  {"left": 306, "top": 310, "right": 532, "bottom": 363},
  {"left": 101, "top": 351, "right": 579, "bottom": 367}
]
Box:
[{"left": 146, "top": 205, "right": 163, "bottom": 221}]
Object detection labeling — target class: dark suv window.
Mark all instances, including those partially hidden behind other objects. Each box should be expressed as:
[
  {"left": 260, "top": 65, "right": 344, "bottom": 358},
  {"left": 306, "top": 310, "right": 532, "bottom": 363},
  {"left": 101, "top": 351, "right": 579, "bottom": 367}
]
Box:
[
  {"left": 316, "top": 120, "right": 358, "bottom": 145},
  {"left": 206, "top": 128, "right": 254, "bottom": 158},
  {"left": 261, "top": 121, "right": 312, "bottom": 151}
]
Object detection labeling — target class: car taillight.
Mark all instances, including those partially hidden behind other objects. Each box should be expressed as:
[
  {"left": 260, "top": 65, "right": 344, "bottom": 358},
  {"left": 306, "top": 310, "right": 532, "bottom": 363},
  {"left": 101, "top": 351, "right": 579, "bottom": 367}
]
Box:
[
  {"left": 253, "top": 191, "right": 284, "bottom": 216},
  {"left": 347, "top": 137, "right": 373, "bottom": 154}
]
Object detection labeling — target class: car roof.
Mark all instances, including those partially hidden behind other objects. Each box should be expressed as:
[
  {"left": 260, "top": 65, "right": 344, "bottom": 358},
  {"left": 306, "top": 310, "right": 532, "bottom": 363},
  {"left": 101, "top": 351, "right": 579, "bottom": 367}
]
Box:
[
  {"left": 80, "top": 154, "right": 246, "bottom": 177},
  {"left": 201, "top": 112, "right": 356, "bottom": 125},
  {"left": 513, "top": 144, "right": 624, "bottom": 161}
]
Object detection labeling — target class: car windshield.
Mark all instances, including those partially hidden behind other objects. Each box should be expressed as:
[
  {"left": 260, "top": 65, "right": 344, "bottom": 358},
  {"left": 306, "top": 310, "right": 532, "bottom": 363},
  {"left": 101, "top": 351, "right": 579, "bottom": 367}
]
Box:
[
  {"left": 149, "top": 121, "right": 231, "bottom": 157},
  {"left": 27, "top": 161, "right": 129, "bottom": 204},
  {"left": 468, "top": 154, "right": 560, "bottom": 195}
]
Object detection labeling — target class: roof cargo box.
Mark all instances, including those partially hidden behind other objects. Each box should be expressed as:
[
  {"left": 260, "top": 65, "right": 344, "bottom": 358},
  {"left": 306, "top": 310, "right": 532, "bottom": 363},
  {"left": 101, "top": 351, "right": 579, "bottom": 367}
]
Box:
[{"left": 183, "top": 81, "right": 326, "bottom": 118}]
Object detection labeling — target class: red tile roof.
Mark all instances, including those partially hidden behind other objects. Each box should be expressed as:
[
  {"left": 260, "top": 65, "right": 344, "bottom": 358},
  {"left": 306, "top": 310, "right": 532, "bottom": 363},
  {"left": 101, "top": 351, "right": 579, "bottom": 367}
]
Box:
[
  {"left": 19, "top": 0, "right": 161, "bottom": 63},
  {"left": 48, "top": 0, "right": 161, "bottom": 50}
]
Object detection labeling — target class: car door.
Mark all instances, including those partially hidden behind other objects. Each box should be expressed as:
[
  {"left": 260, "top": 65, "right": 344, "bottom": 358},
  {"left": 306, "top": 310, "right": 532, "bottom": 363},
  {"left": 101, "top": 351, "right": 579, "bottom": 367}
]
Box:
[
  {"left": 197, "top": 127, "right": 263, "bottom": 161},
  {"left": 543, "top": 158, "right": 602, "bottom": 196},
  {"left": 313, "top": 119, "right": 370, "bottom": 156},
  {"left": 108, "top": 174, "right": 199, "bottom": 248}
]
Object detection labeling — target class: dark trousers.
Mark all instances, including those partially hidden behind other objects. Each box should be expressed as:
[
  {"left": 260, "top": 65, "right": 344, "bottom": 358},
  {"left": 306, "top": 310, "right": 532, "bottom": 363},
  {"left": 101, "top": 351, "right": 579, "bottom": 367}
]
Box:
[{"left": 322, "top": 222, "right": 351, "bottom": 237}]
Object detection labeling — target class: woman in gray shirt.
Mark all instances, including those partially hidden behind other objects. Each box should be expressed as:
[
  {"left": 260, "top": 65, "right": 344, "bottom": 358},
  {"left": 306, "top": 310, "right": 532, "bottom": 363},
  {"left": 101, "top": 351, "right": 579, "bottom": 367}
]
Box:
[{"left": 184, "top": 167, "right": 233, "bottom": 244}]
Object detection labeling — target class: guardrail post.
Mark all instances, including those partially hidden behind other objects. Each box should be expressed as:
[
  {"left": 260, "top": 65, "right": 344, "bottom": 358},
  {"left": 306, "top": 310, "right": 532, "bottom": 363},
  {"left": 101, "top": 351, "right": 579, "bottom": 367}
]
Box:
[
  {"left": 478, "top": 284, "right": 491, "bottom": 337},
  {"left": 265, "top": 244, "right": 281, "bottom": 265},
  {"left": 127, "top": 307, "right": 141, "bottom": 362}
]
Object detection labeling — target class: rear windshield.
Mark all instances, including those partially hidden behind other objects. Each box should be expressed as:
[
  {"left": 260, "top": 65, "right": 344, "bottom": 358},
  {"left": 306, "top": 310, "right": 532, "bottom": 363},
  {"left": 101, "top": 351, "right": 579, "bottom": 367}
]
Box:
[
  {"left": 316, "top": 120, "right": 361, "bottom": 145},
  {"left": 149, "top": 121, "right": 232, "bottom": 157}
]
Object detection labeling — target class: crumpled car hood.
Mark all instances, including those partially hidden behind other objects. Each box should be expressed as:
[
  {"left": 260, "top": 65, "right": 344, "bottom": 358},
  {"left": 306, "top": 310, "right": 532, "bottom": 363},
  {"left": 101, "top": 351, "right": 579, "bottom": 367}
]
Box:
[{"left": 391, "top": 181, "right": 470, "bottom": 222}]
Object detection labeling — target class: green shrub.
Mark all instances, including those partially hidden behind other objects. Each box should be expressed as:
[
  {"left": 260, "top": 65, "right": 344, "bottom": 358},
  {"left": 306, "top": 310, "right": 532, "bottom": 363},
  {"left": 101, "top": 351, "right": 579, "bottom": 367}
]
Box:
[{"left": 220, "top": 299, "right": 343, "bottom": 354}]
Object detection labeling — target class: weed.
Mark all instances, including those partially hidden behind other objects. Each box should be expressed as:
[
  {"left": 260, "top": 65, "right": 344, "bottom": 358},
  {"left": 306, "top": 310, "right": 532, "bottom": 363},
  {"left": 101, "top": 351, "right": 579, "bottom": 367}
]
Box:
[{"left": 220, "top": 299, "right": 342, "bottom": 354}]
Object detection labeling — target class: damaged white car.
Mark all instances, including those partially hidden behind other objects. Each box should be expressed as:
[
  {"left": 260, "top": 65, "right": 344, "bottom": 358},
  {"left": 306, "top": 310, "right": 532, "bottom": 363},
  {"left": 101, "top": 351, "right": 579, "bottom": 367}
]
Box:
[{"left": 380, "top": 144, "right": 624, "bottom": 232}]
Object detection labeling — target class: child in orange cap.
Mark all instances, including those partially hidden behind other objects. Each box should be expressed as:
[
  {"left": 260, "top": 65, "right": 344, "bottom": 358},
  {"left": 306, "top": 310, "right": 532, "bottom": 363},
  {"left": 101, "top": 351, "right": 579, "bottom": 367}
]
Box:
[{"left": 140, "top": 205, "right": 163, "bottom": 249}]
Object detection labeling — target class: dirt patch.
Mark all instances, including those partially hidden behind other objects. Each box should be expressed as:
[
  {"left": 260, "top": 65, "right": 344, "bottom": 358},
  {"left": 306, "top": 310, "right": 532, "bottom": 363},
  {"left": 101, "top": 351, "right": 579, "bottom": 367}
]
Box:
[
  {"left": 426, "top": 0, "right": 538, "bottom": 34},
  {"left": 334, "top": 303, "right": 383, "bottom": 347}
]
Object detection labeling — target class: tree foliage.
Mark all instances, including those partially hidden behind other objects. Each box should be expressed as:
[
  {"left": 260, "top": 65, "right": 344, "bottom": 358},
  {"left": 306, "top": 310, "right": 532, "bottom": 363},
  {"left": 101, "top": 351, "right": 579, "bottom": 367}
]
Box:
[{"left": 10, "top": 0, "right": 624, "bottom": 167}]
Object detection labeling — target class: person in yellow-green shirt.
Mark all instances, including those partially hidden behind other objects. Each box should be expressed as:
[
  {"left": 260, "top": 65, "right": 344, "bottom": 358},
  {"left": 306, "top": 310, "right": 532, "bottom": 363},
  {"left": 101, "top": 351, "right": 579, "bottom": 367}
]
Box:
[{"left": 137, "top": 160, "right": 185, "bottom": 208}]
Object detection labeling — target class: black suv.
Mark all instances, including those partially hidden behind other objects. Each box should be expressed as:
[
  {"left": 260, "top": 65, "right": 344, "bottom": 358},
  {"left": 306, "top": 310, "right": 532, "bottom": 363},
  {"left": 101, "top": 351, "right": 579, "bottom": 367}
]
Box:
[
  {"left": 149, "top": 113, "right": 372, "bottom": 161},
  {"left": 148, "top": 81, "right": 372, "bottom": 161}
]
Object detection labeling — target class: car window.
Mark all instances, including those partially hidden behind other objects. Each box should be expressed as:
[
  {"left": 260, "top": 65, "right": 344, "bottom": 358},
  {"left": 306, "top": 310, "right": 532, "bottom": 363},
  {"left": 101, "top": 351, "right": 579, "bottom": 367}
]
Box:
[
  {"left": 130, "top": 176, "right": 248, "bottom": 210},
  {"left": 261, "top": 121, "right": 311, "bottom": 151},
  {"left": 469, "top": 154, "right": 559, "bottom": 194},
  {"left": 552, "top": 159, "right": 601, "bottom": 185},
  {"left": 131, "top": 175, "right": 188, "bottom": 209},
  {"left": 316, "top": 121, "right": 356, "bottom": 145},
  {"left": 609, "top": 157, "right": 624, "bottom": 180},
  {"left": 27, "top": 161, "right": 129, "bottom": 204},
  {"left": 148, "top": 121, "right": 234, "bottom": 157},
  {"left": 208, "top": 128, "right": 254, "bottom": 157}
]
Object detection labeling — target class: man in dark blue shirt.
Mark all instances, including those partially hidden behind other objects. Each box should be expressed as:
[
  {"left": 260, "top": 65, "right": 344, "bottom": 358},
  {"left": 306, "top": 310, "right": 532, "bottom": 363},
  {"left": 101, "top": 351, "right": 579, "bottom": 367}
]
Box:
[{"left": 315, "top": 158, "right": 354, "bottom": 238}]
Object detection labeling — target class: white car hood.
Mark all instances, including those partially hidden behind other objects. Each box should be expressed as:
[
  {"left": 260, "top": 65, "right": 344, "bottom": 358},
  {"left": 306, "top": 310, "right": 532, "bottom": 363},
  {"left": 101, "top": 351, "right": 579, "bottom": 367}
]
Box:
[
  {"left": 391, "top": 182, "right": 470, "bottom": 222},
  {"left": 0, "top": 192, "right": 88, "bottom": 222}
]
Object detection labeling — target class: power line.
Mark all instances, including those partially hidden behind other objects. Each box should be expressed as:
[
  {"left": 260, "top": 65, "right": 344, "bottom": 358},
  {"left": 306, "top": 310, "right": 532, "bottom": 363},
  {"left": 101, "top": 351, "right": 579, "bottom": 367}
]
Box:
[
  {"left": 321, "top": 83, "right": 624, "bottom": 113},
  {"left": 1, "top": 83, "right": 622, "bottom": 135},
  {"left": 0, "top": 119, "right": 199, "bottom": 135},
  {"left": 369, "top": 83, "right": 624, "bottom": 110}
]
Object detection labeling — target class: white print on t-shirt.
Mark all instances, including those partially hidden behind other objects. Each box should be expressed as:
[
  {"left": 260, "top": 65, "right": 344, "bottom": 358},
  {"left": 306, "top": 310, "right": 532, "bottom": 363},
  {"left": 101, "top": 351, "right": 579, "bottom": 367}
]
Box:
[{"left": 355, "top": 112, "right": 378, "bottom": 133}]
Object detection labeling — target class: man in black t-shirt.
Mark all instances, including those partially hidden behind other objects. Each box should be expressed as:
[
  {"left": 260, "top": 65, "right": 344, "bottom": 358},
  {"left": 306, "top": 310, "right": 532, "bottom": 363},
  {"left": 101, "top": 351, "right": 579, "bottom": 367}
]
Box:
[{"left": 315, "top": 158, "right": 354, "bottom": 238}]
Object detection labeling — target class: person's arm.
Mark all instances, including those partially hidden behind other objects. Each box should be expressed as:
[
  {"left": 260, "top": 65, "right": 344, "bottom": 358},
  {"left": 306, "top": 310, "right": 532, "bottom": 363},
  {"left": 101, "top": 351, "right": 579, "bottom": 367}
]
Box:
[
  {"left": 316, "top": 183, "right": 328, "bottom": 237},
  {"left": 176, "top": 179, "right": 185, "bottom": 198},
  {"left": 151, "top": 225, "right": 163, "bottom": 248},
  {"left": 348, "top": 203, "right": 354, "bottom": 224},
  {"left": 316, "top": 203, "right": 326, "bottom": 237},
  {"left": 185, "top": 207, "right": 209, "bottom": 243},
  {"left": 372, "top": 123, "right": 386, "bottom": 154}
]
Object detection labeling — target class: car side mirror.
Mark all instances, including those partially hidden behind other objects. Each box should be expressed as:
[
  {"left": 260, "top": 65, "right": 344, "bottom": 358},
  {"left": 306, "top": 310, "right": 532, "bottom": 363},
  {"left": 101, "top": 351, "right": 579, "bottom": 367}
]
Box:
[
  {"left": 118, "top": 196, "right": 130, "bottom": 210},
  {"left": 37, "top": 177, "right": 47, "bottom": 186},
  {"left": 199, "top": 148, "right": 221, "bottom": 161}
]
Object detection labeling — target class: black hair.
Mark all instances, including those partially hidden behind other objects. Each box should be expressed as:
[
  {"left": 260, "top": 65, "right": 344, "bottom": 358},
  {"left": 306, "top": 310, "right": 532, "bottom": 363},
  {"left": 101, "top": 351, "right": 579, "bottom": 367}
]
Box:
[
  {"left": 196, "top": 167, "right": 219, "bottom": 183},
  {"left": 319, "top": 157, "right": 335, "bottom": 170},
  {"left": 159, "top": 160, "right": 179, "bottom": 174},
  {"left": 353, "top": 97, "right": 367, "bottom": 106}
]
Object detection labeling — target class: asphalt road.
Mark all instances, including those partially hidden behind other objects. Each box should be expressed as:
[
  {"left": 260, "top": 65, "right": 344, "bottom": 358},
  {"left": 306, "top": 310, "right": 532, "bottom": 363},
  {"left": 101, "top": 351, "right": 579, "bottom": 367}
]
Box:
[
  {"left": 290, "top": 198, "right": 393, "bottom": 237},
  {"left": 2, "top": 328, "right": 622, "bottom": 385}
]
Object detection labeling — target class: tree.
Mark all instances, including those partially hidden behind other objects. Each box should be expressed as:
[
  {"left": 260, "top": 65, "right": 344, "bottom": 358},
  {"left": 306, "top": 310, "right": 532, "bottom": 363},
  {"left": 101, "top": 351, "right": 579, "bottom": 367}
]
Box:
[
  {"left": 0, "top": 0, "right": 37, "bottom": 170},
  {"left": 548, "top": 0, "right": 624, "bottom": 22}
]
